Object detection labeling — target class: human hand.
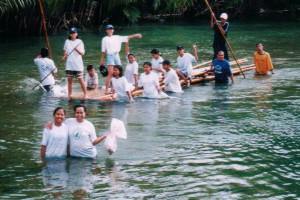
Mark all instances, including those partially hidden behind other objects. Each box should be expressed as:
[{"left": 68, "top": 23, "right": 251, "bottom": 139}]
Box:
[
  {"left": 45, "top": 121, "right": 53, "bottom": 130},
  {"left": 100, "top": 60, "right": 104, "bottom": 66},
  {"left": 136, "top": 34, "right": 142, "bottom": 38},
  {"left": 62, "top": 56, "right": 67, "bottom": 61}
]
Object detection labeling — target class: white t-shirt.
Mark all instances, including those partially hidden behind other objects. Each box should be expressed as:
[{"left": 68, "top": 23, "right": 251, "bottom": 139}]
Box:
[
  {"left": 111, "top": 76, "right": 130, "bottom": 98},
  {"left": 85, "top": 73, "right": 99, "bottom": 89},
  {"left": 101, "top": 35, "right": 128, "bottom": 54},
  {"left": 41, "top": 123, "right": 69, "bottom": 158},
  {"left": 63, "top": 39, "right": 85, "bottom": 71},
  {"left": 34, "top": 57, "right": 57, "bottom": 86},
  {"left": 65, "top": 118, "right": 97, "bottom": 158},
  {"left": 138, "top": 72, "right": 159, "bottom": 98},
  {"left": 151, "top": 56, "right": 164, "bottom": 78},
  {"left": 163, "top": 68, "right": 183, "bottom": 93},
  {"left": 177, "top": 53, "right": 196, "bottom": 76},
  {"left": 125, "top": 55, "right": 138, "bottom": 85}
]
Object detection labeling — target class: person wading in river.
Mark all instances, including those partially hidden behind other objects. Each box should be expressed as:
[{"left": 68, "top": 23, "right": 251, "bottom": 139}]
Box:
[
  {"left": 210, "top": 13, "right": 229, "bottom": 61},
  {"left": 100, "top": 24, "right": 142, "bottom": 95},
  {"left": 34, "top": 48, "right": 57, "bottom": 92},
  {"left": 254, "top": 43, "right": 274, "bottom": 75},
  {"left": 210, "top": 50, "right": 234, "bottom": 84}
]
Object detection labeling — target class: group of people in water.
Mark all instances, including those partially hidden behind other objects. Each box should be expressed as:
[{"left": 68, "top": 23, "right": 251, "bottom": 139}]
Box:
[
  {"left": 38, "top": 12, "right": 275, "bottom": 159},
  {"left": 34, "top": 12, "right": 274, "bottom": 101}
]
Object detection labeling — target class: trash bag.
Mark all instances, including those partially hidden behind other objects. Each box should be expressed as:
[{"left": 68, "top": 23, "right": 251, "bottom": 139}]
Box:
[
  {"left": 104, "top": 118, "right": 127, "bottom": 155},
  {"left": 99, "top": 65, "right": 108, "bottom": 77}
]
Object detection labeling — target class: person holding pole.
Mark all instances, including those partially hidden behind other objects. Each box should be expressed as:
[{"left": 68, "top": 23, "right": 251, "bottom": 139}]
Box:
[
  {"left": 100, "top": 24, "right": 142, "bottom": 95},
  {"left": 210, "top": 12, "right": 229, "bottom": 61},
  {"left": 62, "top": 27, "right": 87, "bottom": 99},
  {"left": 34, "top": 48, "right": 57, "bottom": 92}
]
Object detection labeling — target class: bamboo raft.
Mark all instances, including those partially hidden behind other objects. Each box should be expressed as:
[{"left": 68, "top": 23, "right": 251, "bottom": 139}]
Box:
[{"left": 55, "top": 58, "right": 255, "bottom": 101}]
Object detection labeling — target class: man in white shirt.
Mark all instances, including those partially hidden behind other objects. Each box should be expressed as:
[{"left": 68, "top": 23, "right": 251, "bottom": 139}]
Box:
[
  {"left": 34, "top": 48, "right": 57, "bottom": 92},
  {"left": 176, "top": 44, "right": 198, "bottom": 85},
  {"left": 100, "top": 24, "right": 142, "bottom": 94}
]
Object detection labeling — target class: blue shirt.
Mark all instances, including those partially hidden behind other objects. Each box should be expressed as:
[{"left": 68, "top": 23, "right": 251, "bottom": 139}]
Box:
[{"left": 212, "top": 59, "right": 232, "bottom": 84}]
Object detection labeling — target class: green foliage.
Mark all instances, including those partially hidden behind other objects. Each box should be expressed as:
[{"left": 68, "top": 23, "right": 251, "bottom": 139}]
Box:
[
  {"left": 123, "top": 5, "right": 140, "bottom": 23},
  {"left": 0, "top": 0, "right": 34, "bottom": 13}
]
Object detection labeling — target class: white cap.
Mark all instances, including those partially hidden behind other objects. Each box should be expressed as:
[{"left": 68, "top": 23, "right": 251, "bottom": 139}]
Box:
[{"left": 220, "top": 13, "right": 228, "bottom": 20}]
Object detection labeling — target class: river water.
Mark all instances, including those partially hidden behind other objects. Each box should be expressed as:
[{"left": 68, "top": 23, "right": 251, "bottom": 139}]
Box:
[{"left": 0, "top": 20, "right": 299, "bottom": 199}]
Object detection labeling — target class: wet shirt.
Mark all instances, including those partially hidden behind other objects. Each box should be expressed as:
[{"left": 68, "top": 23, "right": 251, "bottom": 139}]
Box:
[
  {"left": 151, "top": 56, "right": 164, "bottom": 78},
  {"left": 34, "top": 57, "right": 57, "bottom": 86},
  {"left": 163, "top": 68, "right": 183, "bottom": 93},
  {"left": 65, "top": 118, "right": 97, "bottom": 158},
  {"left": 138, "top": 72, "right": 159, "bottom": 98},
  {"left": 41, "top": 123, "right": 69, "bottom": 158},
  {"left": 111, "top": 76, "right": 131, "bottom": 98},
  {"left": 177, "top": 53, "right": 196, "bottom": 76},
  {"left": 212, "top": 59, "right": 232, "bottom": 84},
  {"left": 253, "top": 52, "right": 273, "bottom": 75}
]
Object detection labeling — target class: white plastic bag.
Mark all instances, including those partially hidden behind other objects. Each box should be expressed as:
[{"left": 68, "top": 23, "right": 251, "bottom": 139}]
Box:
[{"left": 104, "top": 118, "right": 127, "bottom": 155}]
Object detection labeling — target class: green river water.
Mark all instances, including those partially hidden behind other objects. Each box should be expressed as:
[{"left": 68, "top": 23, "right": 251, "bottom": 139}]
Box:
[{"left": 0, "top": 20, "right": 299, "bottom": 199}]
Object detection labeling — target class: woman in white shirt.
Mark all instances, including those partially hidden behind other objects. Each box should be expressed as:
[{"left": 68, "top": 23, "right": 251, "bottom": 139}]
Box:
[
  {"left": 41, "top": 107, "right": 69, "bottom": 158},
  {"left": 124, "top": 42, "right": 138, "bottom": 87},
  {"left": 62, "top": 27, "right": 87, "bottom": 99},
  {"left": 133, "top": 62, "right": 162, "bottom": 98},
  {"left": 46, "top": 105, "right": 108, "bottom": 159},
  {"left": 111, "top": 65, "right": 134, "bottom": 101},
  {"left": 151, "top": 48, "right": 164, "bottom": 78}
]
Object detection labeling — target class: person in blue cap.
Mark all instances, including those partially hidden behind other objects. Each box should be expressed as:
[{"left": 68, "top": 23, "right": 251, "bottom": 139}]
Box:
[
  {"left": 62, "top": 27, "right": 87, "bottom": 99},
  {"left": 100, "top": 24, "right": 142, "bottom": 95}
]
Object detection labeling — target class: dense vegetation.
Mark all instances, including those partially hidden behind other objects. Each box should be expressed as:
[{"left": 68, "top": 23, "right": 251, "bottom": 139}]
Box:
[{"left": 0, "top": 0, "right": 299, "bottom": 35}]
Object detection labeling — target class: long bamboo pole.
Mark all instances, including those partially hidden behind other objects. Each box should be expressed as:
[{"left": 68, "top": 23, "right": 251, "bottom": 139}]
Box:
[
  {"left": 38, "top": 0, "right": 52, "bottom": 59},
  {"left": 204, "top": 0, "right": 246, "bottom": 78}
]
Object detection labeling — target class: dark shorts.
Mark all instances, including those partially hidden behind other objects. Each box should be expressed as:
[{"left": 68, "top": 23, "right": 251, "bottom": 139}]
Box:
[
  {"left": 66, "top": 70, "right": 83, "bottom": 79},
  {"left": 43, "top": 85, "right": 53, "bottom": 92}
]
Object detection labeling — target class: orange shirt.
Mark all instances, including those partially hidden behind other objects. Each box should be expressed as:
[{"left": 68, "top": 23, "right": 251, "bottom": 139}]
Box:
[{"left": 253, "top": 52, "right": 273, "bottom": 75}]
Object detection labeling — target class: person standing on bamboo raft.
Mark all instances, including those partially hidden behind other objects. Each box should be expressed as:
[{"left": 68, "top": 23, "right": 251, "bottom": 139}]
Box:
[
  {"left": 100, "top": 24, "right": 142, "bottom": 95},
  {"left": 210, "top": 13, "right": 229, "bottom": 61},
  {"left": 62, "top": 27, "right": 87, "bottom": 99},
  {"left": 254, "top": 43, "right": 274, "bottom": 75}
]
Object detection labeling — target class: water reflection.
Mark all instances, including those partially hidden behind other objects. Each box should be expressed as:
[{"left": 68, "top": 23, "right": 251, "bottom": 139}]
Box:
[{"left": 41, "top": 158, "right": 69, "bottom": 199}]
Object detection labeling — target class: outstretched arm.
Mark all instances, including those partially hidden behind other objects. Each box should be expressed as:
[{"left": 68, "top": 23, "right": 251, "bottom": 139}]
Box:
[
  {"left": 128, "top": 34, "right": 142, "bottom": 40},
  {"left": 93, "top": 134, "right": 107, "bottom": 146},
  {"left": 125, "top": 42, "right": 130, "bottom": 56}
]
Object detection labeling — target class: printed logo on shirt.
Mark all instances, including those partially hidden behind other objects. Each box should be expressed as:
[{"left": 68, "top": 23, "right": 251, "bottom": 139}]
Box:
[
  {"left": 72, "top": 128, "right": 82, "bottom": 140},
  {"left": 214, "top": 65, "right": 223, "bottom": 74}
]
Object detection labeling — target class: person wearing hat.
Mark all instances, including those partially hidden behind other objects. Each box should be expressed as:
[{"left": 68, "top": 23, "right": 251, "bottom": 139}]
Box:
[
  {"left": 100, "top": 24, "right": 142, "bottom": 95},
  {"left": 62, "top": 27, "right": 87, "bottom": 99},
  {"left": 176, "top": 44, "right": 198, "bottom": 85},
  {"left": 210, "top": 12, "right": 229, "bottom": 61}
]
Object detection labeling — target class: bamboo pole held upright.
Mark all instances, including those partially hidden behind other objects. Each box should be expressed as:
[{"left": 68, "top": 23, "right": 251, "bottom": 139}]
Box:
[
  {"left": 38, "top": 0, "right": 52, "bottom": 59},
  {"left": 204, "top": 0, "right": 245, "bottom": 78}
]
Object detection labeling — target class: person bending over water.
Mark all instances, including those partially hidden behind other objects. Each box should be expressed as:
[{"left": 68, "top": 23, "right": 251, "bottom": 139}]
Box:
[
  {"left": 34, "top": 48, "right": 57, "bottom": 92},
  {"left": 41, "top": 107, "right": 68, "bottom": 158},
  {"left": 132, "top": 62, "right": 162, "bottom": 98},
  {"left": 111, "top": 65, "right": 134, "bottom": 101}
]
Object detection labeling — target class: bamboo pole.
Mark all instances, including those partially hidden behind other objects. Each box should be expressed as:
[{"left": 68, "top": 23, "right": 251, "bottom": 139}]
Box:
[
  {"left": 204, "top": 0, "right": 246, "bottom": 78},
  {"left": 38, "top": 0, "right": 52, "bottom": 59}
]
